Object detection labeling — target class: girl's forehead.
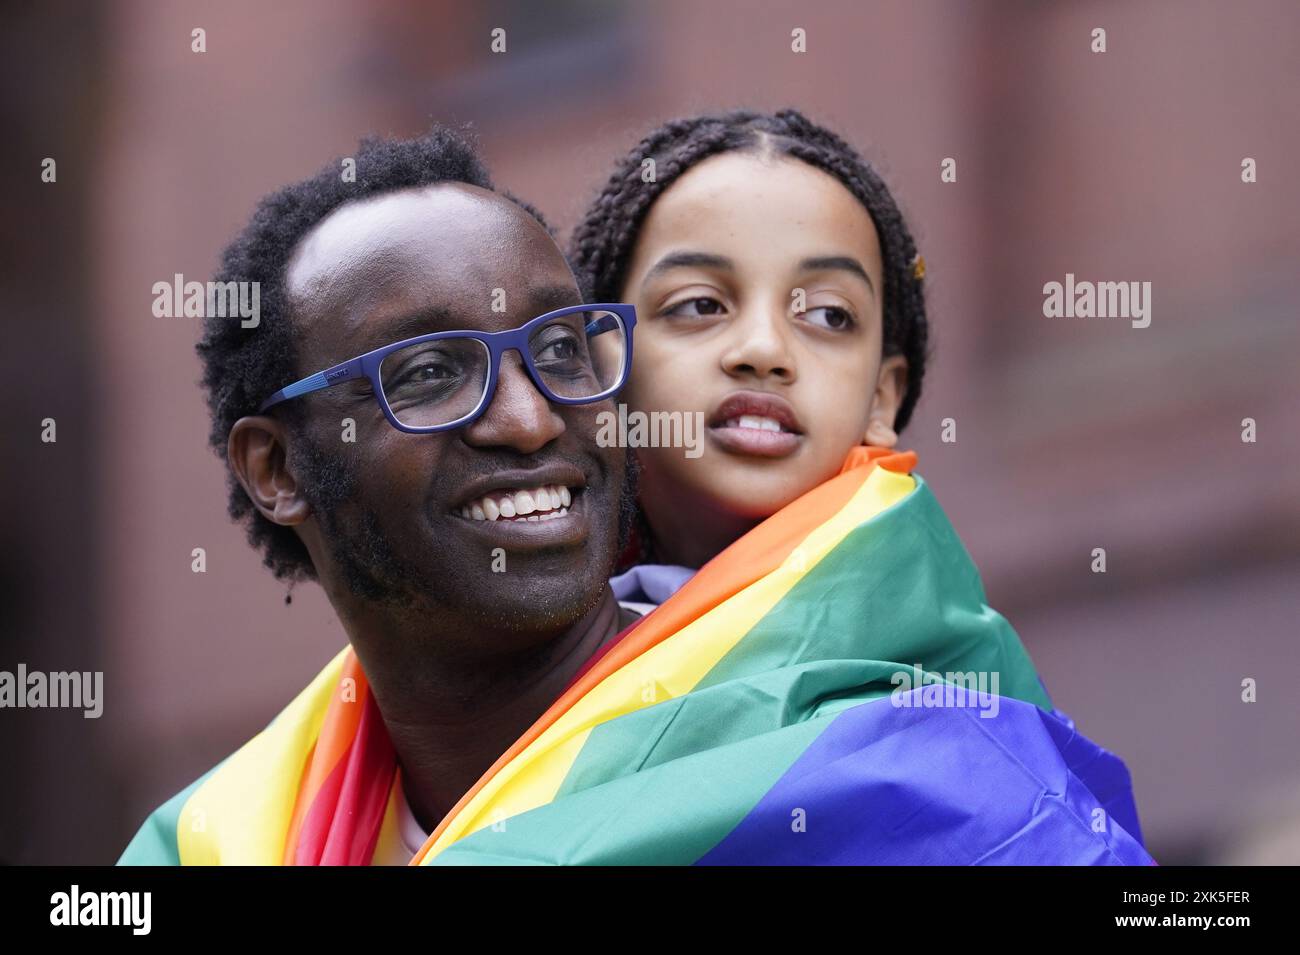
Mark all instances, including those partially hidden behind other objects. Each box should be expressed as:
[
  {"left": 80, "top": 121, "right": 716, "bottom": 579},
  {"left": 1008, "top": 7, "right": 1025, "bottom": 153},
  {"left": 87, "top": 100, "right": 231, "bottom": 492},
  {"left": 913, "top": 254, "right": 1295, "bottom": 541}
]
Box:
[{"left": 634, "top": 152, "right": 882, "bottom": 271}]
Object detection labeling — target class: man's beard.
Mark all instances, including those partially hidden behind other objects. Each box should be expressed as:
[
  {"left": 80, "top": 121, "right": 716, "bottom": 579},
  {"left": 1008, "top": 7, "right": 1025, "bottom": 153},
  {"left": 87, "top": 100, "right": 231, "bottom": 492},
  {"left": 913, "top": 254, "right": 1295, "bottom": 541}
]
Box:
[
  {"left": 290, "top": 435, "right": 426, "bottom": 608},
  {"left": 290, "top": 435, "right": 642, "bottom": 617}
]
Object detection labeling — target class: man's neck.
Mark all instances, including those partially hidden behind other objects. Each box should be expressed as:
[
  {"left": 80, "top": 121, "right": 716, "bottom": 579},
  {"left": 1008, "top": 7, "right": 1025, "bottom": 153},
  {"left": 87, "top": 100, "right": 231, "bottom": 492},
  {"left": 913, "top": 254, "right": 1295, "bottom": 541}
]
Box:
[{"left": 343, "top": 586, "right": 637, "bottom": 836}]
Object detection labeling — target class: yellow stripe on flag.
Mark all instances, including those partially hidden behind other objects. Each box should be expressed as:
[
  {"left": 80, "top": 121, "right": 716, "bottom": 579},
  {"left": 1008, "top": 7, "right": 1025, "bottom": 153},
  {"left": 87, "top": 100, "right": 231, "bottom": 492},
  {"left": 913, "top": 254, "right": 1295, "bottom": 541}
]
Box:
[{"left": 176, "top": 646, "right": 351, "bottom": 864}]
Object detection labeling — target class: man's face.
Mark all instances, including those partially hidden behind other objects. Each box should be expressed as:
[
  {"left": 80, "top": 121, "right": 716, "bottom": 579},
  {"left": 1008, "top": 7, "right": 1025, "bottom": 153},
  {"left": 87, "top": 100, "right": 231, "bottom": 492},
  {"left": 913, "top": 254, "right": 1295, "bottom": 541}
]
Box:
[{"left": 281, "top": 183, "right": 627, "bottom": 634}]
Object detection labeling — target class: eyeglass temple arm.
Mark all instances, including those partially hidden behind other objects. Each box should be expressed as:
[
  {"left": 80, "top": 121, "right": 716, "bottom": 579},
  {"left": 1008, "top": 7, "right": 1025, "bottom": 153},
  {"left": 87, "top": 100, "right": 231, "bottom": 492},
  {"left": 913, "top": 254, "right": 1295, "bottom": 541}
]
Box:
[
  {"left": 584, "top": 313, "right": 622, "bottom": 335},
  {"left": 256, "top": 358, "right": 364, "bottom": 413}
]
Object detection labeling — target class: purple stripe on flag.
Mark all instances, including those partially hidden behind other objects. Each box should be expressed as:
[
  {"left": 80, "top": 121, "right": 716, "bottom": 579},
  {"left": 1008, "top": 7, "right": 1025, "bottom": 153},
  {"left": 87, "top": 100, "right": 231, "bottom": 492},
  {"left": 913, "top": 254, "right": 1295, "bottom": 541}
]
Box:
[{"left": 696, "top": 687, "right": 1153, "bottom": 865}]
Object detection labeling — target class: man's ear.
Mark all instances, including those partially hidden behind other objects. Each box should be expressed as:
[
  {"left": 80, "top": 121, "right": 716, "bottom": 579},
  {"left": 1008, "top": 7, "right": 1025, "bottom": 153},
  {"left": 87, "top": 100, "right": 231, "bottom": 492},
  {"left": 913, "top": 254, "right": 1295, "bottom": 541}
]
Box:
[
  {"left": 863, "top": 354, "right": 909, "bottom": 448},
  {"left": 227, "top": 416, "right": 312, "bottom": 527}
]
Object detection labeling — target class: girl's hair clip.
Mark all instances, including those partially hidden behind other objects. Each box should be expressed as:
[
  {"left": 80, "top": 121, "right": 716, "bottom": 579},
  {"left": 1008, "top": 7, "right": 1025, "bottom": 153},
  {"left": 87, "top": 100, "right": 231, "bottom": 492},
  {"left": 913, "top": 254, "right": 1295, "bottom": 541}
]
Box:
[{"left": 911, "top": 253, "right": 926, "bottom": 282}]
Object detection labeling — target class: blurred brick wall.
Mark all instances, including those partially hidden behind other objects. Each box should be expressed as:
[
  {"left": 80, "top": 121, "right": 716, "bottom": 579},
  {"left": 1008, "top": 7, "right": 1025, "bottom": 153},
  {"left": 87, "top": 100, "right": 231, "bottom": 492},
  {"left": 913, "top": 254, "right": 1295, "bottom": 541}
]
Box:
[{"left": 4, "top": 0, "right": 1295, "bottom": 863}]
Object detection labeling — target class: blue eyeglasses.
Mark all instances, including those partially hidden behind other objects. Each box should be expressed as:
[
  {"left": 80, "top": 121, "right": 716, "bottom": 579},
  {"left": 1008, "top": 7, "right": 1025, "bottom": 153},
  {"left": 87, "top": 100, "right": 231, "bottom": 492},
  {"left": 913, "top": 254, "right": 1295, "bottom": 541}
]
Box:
[{"left": 257, "top": 303, "right": 637, "bottom": 434}]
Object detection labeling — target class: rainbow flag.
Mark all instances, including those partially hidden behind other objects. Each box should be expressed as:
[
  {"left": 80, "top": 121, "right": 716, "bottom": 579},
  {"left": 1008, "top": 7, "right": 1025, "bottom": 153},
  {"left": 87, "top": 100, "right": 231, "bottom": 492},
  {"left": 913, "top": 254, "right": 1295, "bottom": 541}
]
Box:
[{"left": 119, "top": 446, "right": 1154, "bottom": 865}]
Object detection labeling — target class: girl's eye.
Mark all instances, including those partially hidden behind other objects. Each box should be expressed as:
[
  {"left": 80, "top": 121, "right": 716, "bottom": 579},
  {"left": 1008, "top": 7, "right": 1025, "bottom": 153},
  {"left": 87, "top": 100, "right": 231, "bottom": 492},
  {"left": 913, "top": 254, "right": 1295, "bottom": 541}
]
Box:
[
  {"left": 804, "top": 306, "right": 855, "bottom": 331},
  {"left": 664, "top": 296, "right": 726, "bottom": 318}
]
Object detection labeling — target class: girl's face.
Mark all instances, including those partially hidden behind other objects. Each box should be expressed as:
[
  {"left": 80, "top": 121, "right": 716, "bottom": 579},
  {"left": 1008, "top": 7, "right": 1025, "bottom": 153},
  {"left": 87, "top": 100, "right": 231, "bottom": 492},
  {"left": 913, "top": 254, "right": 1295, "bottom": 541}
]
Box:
[{"left": 619, "top": 151, "right": 908, "bottom": 562}]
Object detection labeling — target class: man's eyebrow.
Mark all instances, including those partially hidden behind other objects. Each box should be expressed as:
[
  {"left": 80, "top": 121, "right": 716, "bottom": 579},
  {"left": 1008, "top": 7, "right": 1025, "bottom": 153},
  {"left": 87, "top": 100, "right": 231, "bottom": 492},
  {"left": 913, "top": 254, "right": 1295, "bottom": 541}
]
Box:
[
  {"left": 528, "top": 284, "right": 583, "bottom": 314},
  {"left": 366, "top": 306, "right": 457, "bottom": 346},
  {"left": 799, "top": 256, "right": 876, "bottom": 297},
  {"left": 362, "top": 286, "right": 583, "bottom": 347},
  {"left": 643, "top": 251, "right": 734, "bottom": 282}
]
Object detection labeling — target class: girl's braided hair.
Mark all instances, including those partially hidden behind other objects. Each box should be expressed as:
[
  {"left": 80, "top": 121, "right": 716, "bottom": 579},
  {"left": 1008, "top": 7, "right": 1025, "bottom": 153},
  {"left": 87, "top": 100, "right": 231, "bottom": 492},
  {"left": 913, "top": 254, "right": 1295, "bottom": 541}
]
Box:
[{"left": 567, "top": 107, "right": 930, "bottom": 435}]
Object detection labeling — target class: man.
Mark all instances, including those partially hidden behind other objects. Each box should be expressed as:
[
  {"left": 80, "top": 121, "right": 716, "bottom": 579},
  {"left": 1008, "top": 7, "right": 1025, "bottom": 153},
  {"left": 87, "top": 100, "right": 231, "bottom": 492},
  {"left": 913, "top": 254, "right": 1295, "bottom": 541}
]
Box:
[{"left": 119, "top": 127, "right": 640, "bottom": 864}]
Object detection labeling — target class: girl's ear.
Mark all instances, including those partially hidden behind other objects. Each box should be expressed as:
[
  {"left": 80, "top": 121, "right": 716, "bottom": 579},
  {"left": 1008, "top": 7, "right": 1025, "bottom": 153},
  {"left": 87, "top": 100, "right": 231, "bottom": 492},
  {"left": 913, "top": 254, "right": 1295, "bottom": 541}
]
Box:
[{"left": 863, "top": 354, "right": 909, "bottom": 448}]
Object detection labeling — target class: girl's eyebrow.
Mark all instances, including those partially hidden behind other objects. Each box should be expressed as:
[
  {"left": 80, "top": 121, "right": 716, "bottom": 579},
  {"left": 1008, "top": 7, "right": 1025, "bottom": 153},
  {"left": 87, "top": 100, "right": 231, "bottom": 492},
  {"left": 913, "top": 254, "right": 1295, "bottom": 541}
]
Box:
[
  {"left": 644, "top": 250, "right": 733, "bottom": 281},
  {"left": 644, "top": 251, "right": 876, "bottom": 300},
  {"left": 799, "top": 256, "right": 876, "bottom": 298}
]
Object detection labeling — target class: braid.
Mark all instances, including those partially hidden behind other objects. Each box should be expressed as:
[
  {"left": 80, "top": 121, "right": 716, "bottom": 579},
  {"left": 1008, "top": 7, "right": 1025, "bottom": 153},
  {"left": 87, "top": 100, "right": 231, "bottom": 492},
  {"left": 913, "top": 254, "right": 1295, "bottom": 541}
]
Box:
[
  {"left": 570, "top": 114, "right": 735, "bottom": 301},
  {"left": 568, "top": 107, "right": 930, "bottom": 434}
]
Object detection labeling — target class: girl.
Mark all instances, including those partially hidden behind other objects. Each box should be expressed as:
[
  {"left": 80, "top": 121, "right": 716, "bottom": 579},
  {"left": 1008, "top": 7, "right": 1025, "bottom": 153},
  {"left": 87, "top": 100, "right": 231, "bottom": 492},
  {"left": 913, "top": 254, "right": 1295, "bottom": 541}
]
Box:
[{"left": 569, "top": 108, "right": 928, "bottom": 574}]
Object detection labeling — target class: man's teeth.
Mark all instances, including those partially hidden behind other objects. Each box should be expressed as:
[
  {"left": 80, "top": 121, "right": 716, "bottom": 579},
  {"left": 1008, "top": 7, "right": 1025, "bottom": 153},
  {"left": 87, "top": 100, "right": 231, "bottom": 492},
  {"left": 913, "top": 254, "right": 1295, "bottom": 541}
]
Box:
[
  {"left": 457, "top": 485, "right": 574, "bottom": 522},
  {"left": 724, "top": 415, "right": 787, "bottom": 433}
]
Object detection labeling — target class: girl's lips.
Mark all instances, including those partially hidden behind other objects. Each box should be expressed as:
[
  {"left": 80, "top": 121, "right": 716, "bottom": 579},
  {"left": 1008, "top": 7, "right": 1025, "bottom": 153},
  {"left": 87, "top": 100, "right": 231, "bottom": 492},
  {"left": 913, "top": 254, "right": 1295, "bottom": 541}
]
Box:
[
  {"left": 707, "top": 390, "right": 803, "bottom": 434},
  {"left": 707, "top": 423, "right": 802, "bottom": 458}
]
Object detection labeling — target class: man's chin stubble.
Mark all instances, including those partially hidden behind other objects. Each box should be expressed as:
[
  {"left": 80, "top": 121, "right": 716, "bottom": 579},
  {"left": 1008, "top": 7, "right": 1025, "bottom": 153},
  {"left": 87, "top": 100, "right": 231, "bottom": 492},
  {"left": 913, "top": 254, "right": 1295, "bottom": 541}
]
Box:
[
  {"left": 295, "top": 436, "right": 639, "bottom": 628},
  {"left": 317, "top": 499, "right": 615, "bottom": 632}
]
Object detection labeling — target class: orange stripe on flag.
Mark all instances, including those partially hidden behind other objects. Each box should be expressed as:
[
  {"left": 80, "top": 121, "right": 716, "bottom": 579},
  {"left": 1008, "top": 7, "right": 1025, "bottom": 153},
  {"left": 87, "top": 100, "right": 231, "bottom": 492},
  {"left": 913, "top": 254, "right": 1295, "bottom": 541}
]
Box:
[{"left": 282, "top": 653, "right": 372, "bottom": 864}]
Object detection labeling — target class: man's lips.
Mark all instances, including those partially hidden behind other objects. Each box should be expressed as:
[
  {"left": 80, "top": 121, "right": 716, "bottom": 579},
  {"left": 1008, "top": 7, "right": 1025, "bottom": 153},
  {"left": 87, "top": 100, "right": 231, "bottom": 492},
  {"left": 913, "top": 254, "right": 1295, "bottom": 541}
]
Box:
[
  {"left": 451, "top": 464, "right": 587, "bottom": 513},
  {"left": 706, "top": 390, "right": 804, "bottom": 458},
  {"left": 447, "top": 464, "right": 590, "bottom": 548},
  {"left": 455, "top": 482, "right": 575, "bottom": 523},
  {"left": 450, "top": 487, "right": 590, "bottom": 549}
]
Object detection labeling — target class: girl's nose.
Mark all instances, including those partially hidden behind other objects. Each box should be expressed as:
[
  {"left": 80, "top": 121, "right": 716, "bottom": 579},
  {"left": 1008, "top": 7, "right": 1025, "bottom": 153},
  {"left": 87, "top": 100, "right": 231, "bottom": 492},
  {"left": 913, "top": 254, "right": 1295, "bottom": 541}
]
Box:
[{"left": 718, "top": 305, "right": 796, "bottom": 382}]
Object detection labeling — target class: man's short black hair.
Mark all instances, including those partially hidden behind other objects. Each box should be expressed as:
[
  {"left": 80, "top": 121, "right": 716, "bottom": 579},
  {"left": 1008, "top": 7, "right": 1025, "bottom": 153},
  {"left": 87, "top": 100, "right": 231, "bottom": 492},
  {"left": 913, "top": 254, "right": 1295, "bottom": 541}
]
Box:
[{"left": 196, "top": 126, "right": 553, "bottom": 583}]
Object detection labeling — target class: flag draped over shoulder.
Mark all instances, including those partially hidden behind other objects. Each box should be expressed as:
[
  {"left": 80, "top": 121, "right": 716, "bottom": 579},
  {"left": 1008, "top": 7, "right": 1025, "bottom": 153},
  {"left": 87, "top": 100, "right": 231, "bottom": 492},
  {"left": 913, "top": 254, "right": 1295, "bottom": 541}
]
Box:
[
  {"left": 119, "top": 446, "right": 1154, "bottom": 865},
  {"left": 118, "top": 648, "right": 397, "bottom": 865}
]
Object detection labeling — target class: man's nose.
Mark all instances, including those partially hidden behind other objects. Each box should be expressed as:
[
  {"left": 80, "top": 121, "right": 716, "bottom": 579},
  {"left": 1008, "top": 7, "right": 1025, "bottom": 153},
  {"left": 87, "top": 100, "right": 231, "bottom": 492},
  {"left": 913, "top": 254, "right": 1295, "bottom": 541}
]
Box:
[
  {"left": 461, "top": 349, "right": 565, "bottom": 454},
  {"left": 719, "top": 304, "right": 797, "bottom": 382}
]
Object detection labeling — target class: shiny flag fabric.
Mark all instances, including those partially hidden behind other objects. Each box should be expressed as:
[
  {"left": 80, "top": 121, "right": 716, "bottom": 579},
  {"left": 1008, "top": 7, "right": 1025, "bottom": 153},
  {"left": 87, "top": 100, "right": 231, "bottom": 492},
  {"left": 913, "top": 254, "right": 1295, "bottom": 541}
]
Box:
[{"left": 119, "top": 446, "right": 1153, "bottom": 865}]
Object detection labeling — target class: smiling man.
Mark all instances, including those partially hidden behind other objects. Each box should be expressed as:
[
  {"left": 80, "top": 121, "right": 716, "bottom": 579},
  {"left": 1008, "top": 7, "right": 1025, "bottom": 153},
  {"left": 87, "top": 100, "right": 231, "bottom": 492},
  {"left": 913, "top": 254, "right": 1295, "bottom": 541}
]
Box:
[{"left": 118, "top": 128, "right": 640, "bottom": 865}]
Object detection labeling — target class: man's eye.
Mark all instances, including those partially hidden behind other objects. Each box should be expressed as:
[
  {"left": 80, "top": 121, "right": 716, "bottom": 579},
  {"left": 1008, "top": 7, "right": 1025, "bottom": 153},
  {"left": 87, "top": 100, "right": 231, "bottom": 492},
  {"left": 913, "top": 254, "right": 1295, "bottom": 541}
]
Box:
[
  {"left": 531, "top": 325, "right": 589, "bottom": 369},
  {"left": 804, "top": 306, "right": 855, "bottom": 330},
  {"left": 538, "top": 337, "right": 580, "bottom": 361},
  {"left": 412, "top": 362, "right": 454, "bottom": 380},
  {"left": 664, "top": 297, "right": 725, "bottom": 318},
  {"left": 393, "top": 361, "right": 459, "bottom": 389}
]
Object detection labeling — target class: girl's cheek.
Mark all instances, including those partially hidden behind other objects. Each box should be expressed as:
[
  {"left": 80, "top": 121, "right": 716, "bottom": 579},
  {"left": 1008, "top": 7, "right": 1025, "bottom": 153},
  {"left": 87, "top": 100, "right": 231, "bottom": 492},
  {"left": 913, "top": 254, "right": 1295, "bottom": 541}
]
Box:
[{"left": 626, "top": 368, "right": 683, "bottom": 413}]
